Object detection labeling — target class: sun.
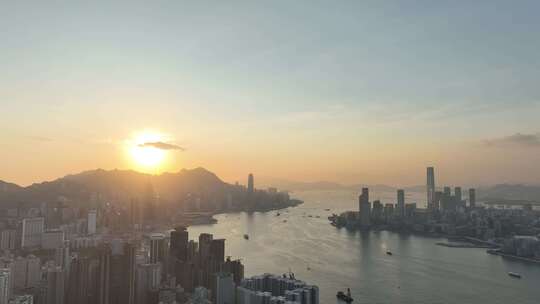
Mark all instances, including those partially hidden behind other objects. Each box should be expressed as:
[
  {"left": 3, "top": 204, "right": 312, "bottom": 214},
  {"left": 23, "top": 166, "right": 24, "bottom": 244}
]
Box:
[{"left": 128, "top": 132, "right": 166, "bottom": 170}]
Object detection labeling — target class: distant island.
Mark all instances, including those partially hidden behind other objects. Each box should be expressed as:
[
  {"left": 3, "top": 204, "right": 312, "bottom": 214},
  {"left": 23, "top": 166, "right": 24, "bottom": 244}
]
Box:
[{"left": 0, "top": 167, "right": 302, "bottom": 231}]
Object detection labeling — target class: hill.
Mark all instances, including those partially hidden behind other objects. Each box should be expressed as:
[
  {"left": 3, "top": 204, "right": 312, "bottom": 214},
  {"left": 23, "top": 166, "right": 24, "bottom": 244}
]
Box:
[{"left": 0, "top": 167, "right": 233, "bottom": 208}]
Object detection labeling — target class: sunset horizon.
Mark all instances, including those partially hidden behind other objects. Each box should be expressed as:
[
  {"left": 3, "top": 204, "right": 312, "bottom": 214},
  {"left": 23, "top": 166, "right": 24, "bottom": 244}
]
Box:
[{"left": 1, "top": 2, "right": 539, "bottom": 304}]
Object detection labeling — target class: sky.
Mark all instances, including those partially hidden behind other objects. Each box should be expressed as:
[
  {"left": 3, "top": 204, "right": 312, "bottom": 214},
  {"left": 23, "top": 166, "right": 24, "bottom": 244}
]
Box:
[{"left": 1, "top": 0, "right": 540, "bottom": 187}]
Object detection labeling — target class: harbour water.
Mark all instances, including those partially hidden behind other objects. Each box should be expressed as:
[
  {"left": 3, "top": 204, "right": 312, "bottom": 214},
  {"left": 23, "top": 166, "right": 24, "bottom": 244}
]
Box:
[{"left": 188, "top": 190, "right": 540, "bottom": 304}]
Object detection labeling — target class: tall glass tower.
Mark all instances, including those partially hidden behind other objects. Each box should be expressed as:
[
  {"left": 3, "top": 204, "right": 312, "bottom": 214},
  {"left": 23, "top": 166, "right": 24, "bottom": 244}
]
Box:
[{"left": 427, "top": 167, "right": 435, "bottom": 210}]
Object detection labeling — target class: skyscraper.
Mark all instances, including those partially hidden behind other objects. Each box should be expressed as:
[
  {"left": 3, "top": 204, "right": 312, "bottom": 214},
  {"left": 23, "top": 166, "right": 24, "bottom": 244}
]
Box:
[
  {"left": 87, "top": 210, "right": 97, "bottom": 235},
  {"left": 359, "top": 188, "right": 371, "bottom": 227},
  {"left": 397, "top": 189, "right": 405, "bottom": 217},
  {"left": 426, "top": 167, "right": 435, "bottom": 210},
  {"left": 135, "top": 263, "right": 161, "bottom": 304},
  {"left": 0, "top": 230, "right": 16, "bottom": 251},
  {"left": 222, "top": 257, "right": 244, "bottom": 285},
  {"left": 21, "top": 217, "right": 44, "bottom": 249},
  {"left": 247, "top": 174, "right": 254, "bottom": 194},
  {"left": 143, "top": 182, "right": 156, "bottom": 224},
  {"left": 170, "top": 227, "right": 189, "bottom": 262},
  {"left": 0, "top": 269, "right": 10, "bottom": 304},
  {"left": 214, "top": 272, "right": 234, "bottom": 304},
  {"left": 443, "top": 187, "right": 451, "bottom": 197},
  {"left": 454, "top": 187, "right": 462, "bottom": 202},
  {"left": 469, "top": 188, "right": 476, "bottom": 208},
  {"left": 170, "top": 227, "right": 191, "bottom": 291},
  {"left": 149, "top": 233, "right": 166, "bottom": 264},
  {"left": 44, "top": 266, "right": 65, "bottom": 304}
]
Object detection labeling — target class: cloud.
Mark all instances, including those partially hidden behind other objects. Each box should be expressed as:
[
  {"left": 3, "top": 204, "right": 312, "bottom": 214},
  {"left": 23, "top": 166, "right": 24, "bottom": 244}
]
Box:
[
  {"left": 138, "top": 141, "right": 185, "bottom": 151},
  {"left": 484, "top": 133, "right": 540, "bottom": 148}
]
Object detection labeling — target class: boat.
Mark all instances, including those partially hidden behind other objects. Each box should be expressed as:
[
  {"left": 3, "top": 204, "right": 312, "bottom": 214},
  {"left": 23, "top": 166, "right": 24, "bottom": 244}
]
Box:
[
  {"left": 244, "top": 234, "right": 249, "bottom": 240},
  {"left": 336, "top": 288, "right": 354, "bottom": 303},
  {"left": 508, "top": 272, "right": 521, "bottom": 278},
  {"left": 386, "top": 251, "right": 393, "bottom": 255}
]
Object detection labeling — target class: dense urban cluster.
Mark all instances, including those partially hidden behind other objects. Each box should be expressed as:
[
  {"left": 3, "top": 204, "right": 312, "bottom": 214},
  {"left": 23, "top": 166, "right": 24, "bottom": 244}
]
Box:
[
  {"left": 329, "top": 167, "right": 540, "bottom": 261},
  {"left": 0, "top": 174, "right": 314, "bottom": 304}
]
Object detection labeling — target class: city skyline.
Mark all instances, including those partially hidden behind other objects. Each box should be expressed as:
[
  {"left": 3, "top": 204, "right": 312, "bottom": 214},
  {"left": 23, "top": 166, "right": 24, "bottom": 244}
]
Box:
[
  {"left": 2, "top": 1, "right": 540, "bottom": 186},
  {"left": 2, "top": 2, "right": 540, "bottom": 304}
]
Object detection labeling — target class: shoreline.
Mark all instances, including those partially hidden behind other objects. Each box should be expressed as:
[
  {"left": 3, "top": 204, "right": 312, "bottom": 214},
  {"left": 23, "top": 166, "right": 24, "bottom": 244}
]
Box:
[
  {"left": 178, "top": 199, "right": 304, "bottom": 227},
  {"left": 486, "top": 249, "right": 540, "bottom": 264},
  {"left": 436, "top": 242, "right": 494, "bottom": 249}
]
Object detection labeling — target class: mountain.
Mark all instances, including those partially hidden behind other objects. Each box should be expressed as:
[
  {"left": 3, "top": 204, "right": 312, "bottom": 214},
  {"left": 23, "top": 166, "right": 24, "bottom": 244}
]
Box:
[
  {"left": 0, "top": 167, "right": 232, "bottom": 208},
  {"left": 0, "top": 181, "right": 22, "bottom": 192},
  {"left": 256, "top": 176, "right": 425, "bottom": 193},
  {"left": 478, "top": 184, "right": 540, "bottom": 202}
]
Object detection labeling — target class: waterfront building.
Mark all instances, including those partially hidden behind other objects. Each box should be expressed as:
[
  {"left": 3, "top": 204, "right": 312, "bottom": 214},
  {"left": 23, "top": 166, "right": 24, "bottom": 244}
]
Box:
[
  {"left": 454, "top": 187, "right": 462, "bottom": 203},
  {"left": 426, "top": 167, "right": 435, "bottom": 210},
  {"left": 443, "top": 187, "right": 451, "bottom": 197},
  {"left": 248, "top": 174, "right": 254, "bottom": 194},
  {"left": 372, "top": 200, "right": 383, "bottom": 222},
  {"left": 359, "top": 188, "right": 371, "bottom": 227},
  {"left": 397, "top": 189, "right": 405, "bottom": 218},
  {"left": 383, "top": 204, "right": 394, "bottom": 219},
  {"left": 433, "top": 191, "right": 443, "bottom": 211},
  {"left": 238, "top": 273, "right": 318, "bottom": 304},
  {"left": 469, "top": 188, "right": 476, "bottom": 208},
  {"left": 405, "top": 203, "right": 417, "bottom": 218},
  {"left": 21, "top": 218, "right": 44, "bottom": 249}
]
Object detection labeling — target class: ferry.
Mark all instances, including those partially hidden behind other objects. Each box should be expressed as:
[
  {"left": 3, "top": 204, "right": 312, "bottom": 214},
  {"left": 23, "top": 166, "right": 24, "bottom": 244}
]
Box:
[
  {"left": 336, "top": 288, "right": 354, "bottom": 303},
  {"left": 244, "top": 234, "right": 249, "bottom": 240},
  {"left": 508, "top": 272, "right": 521, "bottom": 279}
]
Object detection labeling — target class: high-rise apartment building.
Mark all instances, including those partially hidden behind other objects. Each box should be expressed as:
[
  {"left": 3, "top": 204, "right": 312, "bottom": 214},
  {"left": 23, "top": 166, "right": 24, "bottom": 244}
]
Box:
[
  {"left": 21, "top": 218, "right": 44, "bottom": 249},
  {"left": 397, "top": 189, "right": 405, "bottom": 217},
  {"left": 215, "top": 272, "right": 234, "bottom": 304},
  {"left": 427, "top": 167, "right": 435, "bottom": 210},
  {"left": 454, "top": 187, "right": 462, "bottom": 202},
  {"left": 469, "top": 188, "right": 476, "bottom": 208},
  {"left": 0, "top": 269, "right": 10, "bottom": 304},
  {"left": 247, "top": 174, "right": 254, "bottom": 194},
  {"left": 358, "top": 188, "right": 371, "bottom": 227},
  {"left": 87, "top": 210, "right": 97, "bottom": 235},
  {"left": 149, "top": 233, "right": 166, "bottom": 264}
]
